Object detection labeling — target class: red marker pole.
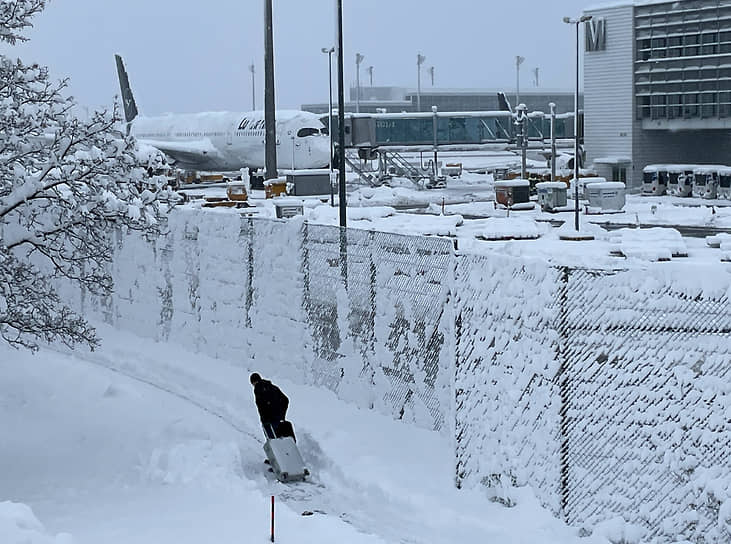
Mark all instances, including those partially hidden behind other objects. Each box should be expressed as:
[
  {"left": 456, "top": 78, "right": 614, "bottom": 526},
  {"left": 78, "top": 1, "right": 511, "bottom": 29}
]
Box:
[{"left": 270, "top": 495, "right": 275, "bottom": 542}]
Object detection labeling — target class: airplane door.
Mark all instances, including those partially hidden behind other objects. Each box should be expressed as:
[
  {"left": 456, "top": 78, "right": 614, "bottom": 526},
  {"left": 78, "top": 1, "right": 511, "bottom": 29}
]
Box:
[{"left": 226, "top": 124, "right": 233, "bottom": 146}]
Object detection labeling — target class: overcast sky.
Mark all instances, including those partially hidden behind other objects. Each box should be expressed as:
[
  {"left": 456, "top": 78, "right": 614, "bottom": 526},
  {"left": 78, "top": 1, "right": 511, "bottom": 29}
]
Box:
[{"left": 5, "top": 0, "right": 590, "bottom": 116}]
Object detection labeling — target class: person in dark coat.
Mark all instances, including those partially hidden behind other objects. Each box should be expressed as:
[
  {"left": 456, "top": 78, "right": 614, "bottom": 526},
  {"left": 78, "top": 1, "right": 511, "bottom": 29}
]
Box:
[{"left": 250, "top": 373, "right": 293, "bottom": 440}]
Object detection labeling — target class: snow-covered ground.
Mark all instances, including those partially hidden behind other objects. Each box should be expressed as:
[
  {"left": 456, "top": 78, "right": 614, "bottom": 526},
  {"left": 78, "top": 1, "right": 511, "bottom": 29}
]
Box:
[
  {"left": 180, "top": 172, "right": 731, "bottom": 267},
  {"left": 1, "top": 325, "right": 615, "bottom": 544}
]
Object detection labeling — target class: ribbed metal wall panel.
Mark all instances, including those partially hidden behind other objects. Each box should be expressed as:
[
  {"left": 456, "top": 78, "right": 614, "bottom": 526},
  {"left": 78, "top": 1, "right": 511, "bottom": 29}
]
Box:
[{"left": 584, "top": 5, "right": 636, "bottom": 185}]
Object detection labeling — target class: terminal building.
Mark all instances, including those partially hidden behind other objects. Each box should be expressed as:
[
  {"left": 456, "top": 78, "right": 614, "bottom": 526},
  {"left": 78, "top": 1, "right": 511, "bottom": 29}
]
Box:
[
  {"left": 584, "top": 0, "right": 731, "bottom": 188},
  {"left": 302, "top": 86, "right": 581, "bottom": 116}
]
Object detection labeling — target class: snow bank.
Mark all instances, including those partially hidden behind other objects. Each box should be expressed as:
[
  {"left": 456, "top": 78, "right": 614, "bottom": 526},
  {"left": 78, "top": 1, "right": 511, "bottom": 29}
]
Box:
[
  {"left": 144, "top": 440, "right": 244, "bottom": 488},
  {"left": 0, "top": 502, "right": 73, "bottom": 544},
  {"left": 608, "top": 227, "right": 687, "bottom": 261}
]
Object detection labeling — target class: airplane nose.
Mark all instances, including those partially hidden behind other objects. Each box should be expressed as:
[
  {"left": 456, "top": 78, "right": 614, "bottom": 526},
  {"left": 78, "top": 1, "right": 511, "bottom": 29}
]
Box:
[{"left": 300, "top": 137, "right": 330, "bottom": 168}]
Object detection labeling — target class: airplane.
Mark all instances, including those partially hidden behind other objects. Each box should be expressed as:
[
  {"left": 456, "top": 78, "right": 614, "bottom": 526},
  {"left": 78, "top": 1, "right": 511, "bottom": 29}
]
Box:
[{"left": 114, "top": 54, "right": 331, "bottom": 174}]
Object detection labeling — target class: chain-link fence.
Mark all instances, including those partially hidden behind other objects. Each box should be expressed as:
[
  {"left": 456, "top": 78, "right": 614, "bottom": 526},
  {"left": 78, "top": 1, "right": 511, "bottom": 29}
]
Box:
[
  {"left": 455, "top": 257, "right": 731, "bottom": 542},
  {"left": 70, "top": 209, "right": 731, "bottom": 542}
]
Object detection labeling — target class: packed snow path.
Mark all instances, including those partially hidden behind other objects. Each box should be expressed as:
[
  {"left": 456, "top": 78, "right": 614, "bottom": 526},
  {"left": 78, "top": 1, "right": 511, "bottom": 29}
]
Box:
[{"left": 1, "top": 325, "right": 608, "bottom": 544}]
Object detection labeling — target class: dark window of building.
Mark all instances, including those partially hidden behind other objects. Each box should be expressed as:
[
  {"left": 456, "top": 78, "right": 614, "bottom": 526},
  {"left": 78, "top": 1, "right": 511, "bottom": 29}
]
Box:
[
  {"left": 637, "top": 96, "right": 651, "bottom": 119},
  {"left": 683, "top": 94, "right": 699, "bottom": 118},
  {"left": 668, "top": 94, "right": 682, "bottom": 119},
  {"left": 720, "top": 92, "right": 731, "bottom": 118},
  {"left": 701, "top": 32, "right": 718, "bottom": 55},
  {"left": 651, "top": 94, "right": 667, "bottom": 119},
  {"left": 684, "top": 34, "right": 700, "bottom": 56},
  {"left": 701, "top": 93, "right": 717, "bottom": 118},
  {"left": 612, "top": 166, "right": 627, "bottom": 183}
]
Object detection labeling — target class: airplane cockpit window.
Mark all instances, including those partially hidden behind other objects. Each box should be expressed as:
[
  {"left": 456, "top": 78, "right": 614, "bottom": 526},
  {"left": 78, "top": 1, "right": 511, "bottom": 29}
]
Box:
[{"left": 296, "top": 127, "right": 320, "bottom": 138}]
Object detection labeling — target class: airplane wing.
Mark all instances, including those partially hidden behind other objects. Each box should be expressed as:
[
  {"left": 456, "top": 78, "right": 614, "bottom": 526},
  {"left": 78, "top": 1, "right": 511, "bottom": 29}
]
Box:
[{"left": 138, "top": 138, "right": 223, "bottom": 168}]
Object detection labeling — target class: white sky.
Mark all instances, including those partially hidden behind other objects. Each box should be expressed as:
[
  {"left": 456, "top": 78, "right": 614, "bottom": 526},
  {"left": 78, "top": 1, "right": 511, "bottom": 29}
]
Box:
[{"left": 5, "top": 0, "right": 589, "bottom": 115}]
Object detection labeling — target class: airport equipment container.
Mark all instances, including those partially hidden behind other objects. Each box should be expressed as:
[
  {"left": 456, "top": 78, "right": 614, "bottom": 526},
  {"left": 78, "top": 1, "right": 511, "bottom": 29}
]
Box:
[
  {"left": 286, "top": 169, "right": 331, "bottom": 196},
  {"left": 586, "top": 182, "right": 626, "bottom": 211},
  {"left": 273, "top": 197, "right": 304, "bottom": 219},
  {"left": 535, "top": 181, "right": 568, "bottom": 212},
  {"left": 642, "top": 165, "right": 668, "bottom": 196},
  {"left": 494, "top": 179, "right": 530, "bottom": 208}
]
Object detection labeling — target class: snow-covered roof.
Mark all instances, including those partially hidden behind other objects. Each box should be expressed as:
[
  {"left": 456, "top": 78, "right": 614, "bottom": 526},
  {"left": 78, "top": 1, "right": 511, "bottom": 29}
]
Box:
[
  {"left": 535, "top": 181, "right": 568, "bottom": 190},
  {"left": 593, "top": 157, "right": 632, "bottom": 165},
  {"left": 494, "top": 179, "right": 530, "bottom": 188},
  {"left": 587, "top": 181, "right": 626, "bottom": 190},
  {"left": 694, "top": 165, "right": 728, "bottom": 174},
  {"left": 666, "top": 164, "right": 700, "bottom": 172}
]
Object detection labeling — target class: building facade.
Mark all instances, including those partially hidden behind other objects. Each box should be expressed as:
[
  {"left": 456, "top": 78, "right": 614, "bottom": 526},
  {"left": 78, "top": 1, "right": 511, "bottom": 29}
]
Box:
[{"left": 584, "top": 0, "right": 731, "bottom": 187}]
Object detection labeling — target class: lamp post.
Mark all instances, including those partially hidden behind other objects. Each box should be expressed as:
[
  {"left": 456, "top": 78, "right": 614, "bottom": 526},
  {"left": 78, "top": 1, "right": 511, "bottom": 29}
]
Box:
[
  {"left": 336, "top": 0, "right": 346, "bottom": 228},
  {"left": 417, "top": 53, "right": 426, "bottom": 112},
  {"left": 355, "top": 53, "right": 364, "bottom": 113},
  {"left": 563, "top": 14, "right": 592, "bottom": 231},
  {"left": 367, "top": 65, "right": 373, "bottom": 86},
  {"left": 263, "top": 0, "right": 277, "bottom": 180},
  {"left": 249, "top": 63, "right": 255, "bottom": 110},
  {"left": 322, "top": 46, "right": 335, "bottom": 206},
  {"left": 549, "top": 102, "right": 557, "bottom": 182},
  {"left": 429, "top": 66, "right": 435, "bottom": 86},
  {"left": 515, "top": 55, "right": 525, "bottom": 108}
]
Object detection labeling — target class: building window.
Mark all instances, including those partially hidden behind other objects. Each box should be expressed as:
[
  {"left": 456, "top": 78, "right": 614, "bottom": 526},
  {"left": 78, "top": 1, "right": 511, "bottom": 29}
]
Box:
[
  {"left": 683, "top": 94, "right": 699, "bottom": 118},
  {"left": 651, "top": 94, "right": 667, "bottom": 119},
  {"left": 720, "top": 92, "right": 731, "bottom": 118},
  {"left": 701, "top": 93, "right": 717, "bottom": 118},
  {"left": 668, "top": 94, "right": 682, "bottom": 119},
  {"left": 612, "top": 166, "right": 627, "bottom": 183}
]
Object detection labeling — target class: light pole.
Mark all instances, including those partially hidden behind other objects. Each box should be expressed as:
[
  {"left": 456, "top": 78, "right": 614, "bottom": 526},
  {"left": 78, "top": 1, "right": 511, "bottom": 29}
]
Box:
[
  {"left": 336, "top": 0, "right": 346, "bottom": 228},
  {"left": 367, "top": 65, "right": 373, "bottom": 86},
  {"left": 249, "top": 63, "right": 255, "bottom": 110},
  {"left": 515, "top": 55, "right": 525, "bottom": 108},
  {"left": 549, "top": 102, "right": 557, "bottom": 182},
  {"left": 322, "top": 46, "right": 335, "bottom": 206},
  {"left": 417, "top": 53, "right": 426, "bottom": 112},
  {"left": 355, "top": 53, "right": 364, "bottom": 113},
  {"left": 429, "top": 66, "right": 435, "bottom": 86},
  {"left": 263, "top": 0, "right": 277, "bottom": 180},
  {"left": 563, "top": 14, "right": 592, "bottom": 231}
]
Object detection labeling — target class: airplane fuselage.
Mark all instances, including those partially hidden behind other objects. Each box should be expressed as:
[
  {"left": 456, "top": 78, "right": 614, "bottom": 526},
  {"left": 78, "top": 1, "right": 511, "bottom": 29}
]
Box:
[{"left": 131, "top": 110, "right": 330, "bottom": 172}]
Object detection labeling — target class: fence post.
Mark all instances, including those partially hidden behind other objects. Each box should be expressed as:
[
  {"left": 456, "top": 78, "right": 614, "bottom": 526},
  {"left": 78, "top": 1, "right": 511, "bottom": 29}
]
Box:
[
  {"left": 558, "top": 266, "right": 571, "bottom": 521},
  {"left": 339, "top": 226, "right": 348, "bottom": 291},
  {"left": 245, "top": 217, "right": 254, "bottom": 328}
]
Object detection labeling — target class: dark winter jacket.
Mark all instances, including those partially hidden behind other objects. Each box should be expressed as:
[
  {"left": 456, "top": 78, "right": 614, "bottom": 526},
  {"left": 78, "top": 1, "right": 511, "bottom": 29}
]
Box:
[{"left": 253, "top": 379, "right": 289, "bottom": 424}]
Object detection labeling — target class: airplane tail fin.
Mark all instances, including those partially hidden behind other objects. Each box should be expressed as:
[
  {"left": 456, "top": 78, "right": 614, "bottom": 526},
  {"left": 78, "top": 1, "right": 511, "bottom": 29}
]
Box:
[
  {"left": 114, "top": 54, "right": 139, "bottom": 124},
  {"left": 497, "top": 92, "right": 513, "bottom": 113}
]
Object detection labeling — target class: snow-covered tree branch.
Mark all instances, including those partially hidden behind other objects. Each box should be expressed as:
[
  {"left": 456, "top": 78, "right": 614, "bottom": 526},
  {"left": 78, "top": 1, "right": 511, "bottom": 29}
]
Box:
[
  {"left": 0, "top": 0, "right": 45, "bottom": 44},
  {"left": 1, "top": 2, "right": 167, "bottom": 350}
]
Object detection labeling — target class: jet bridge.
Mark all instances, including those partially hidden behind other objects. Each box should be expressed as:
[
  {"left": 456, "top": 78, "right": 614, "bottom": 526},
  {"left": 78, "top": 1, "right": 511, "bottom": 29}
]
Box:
[{"left": 329, "top": 110, "right": 579, "bottom": 187}]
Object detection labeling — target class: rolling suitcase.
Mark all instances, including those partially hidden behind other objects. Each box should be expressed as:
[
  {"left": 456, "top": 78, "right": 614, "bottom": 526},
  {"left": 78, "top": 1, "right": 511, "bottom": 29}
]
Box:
[{"left": 263, "top": 436, "right": 308, "bottom": 482}]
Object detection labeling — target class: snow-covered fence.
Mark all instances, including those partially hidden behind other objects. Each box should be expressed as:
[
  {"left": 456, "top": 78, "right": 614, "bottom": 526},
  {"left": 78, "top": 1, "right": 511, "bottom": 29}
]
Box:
[
  {"left": 65, "top": 206, "right": 731, "bottom": 541},
  {"left": 454, "top": 254, "right": 563, "bottom": 511},
  {"left": 302, "top": 224, "right": 454, "bottom": 431},
  {"left": 454, "top": 259, "right": 731, "bottom": 542},
  {"left": 76, "top": 208, "right": 455, "bottom": 434},
  {"left": 558, "top": 267, "right": 731, "bottom": 542}
]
